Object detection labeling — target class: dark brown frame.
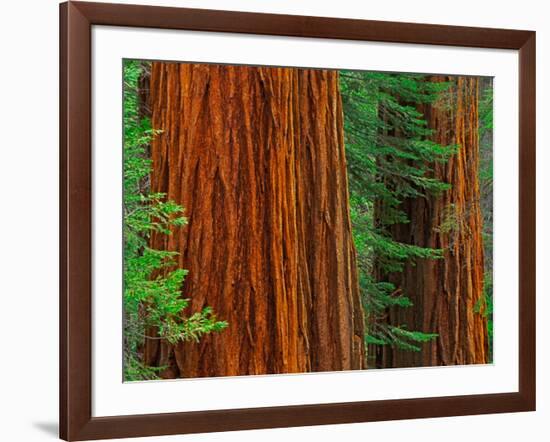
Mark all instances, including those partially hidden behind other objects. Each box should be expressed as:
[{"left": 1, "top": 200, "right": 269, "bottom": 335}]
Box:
[{"left": 60, "top": 1, "right": 536, "bottom": 440}]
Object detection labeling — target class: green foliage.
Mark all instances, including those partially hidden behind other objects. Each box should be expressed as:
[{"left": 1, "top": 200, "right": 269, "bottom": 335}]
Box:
[
  {"left": 341, "top": 72, "right": 455, "bottom": 355},
  {"left": 124, "top": 354, "right": 167, "bottom": 381},
  {"left": 367, "top": 326, "right": 439, "bottom": 352},
  {"left": 123, "top": 60, "right": 227, "bottom": 381},
  {"left": 479, "top": 86, "right": 494, "bottom": 186},
  {"left": 479, "top": 85, "right": 494, "bottom": 131},
  {"left": 478, "top": 79, "right": 494, "bottom": 361}
]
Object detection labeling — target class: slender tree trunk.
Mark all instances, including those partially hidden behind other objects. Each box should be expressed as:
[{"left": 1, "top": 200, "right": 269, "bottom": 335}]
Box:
[
  {"left": 143, "top": 62, "right": 365, "bottom": 378},
  {"left": 377, "top": 77, "right": 489, "bottom": 368}
]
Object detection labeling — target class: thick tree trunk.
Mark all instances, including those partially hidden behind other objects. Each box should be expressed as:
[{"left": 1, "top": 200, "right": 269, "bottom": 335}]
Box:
[
  {"left": 376, "top": 77, "right": 488, "bottom": 368},
  {"left": 144, "top": 62, "right": 365, "bottom": 378}
]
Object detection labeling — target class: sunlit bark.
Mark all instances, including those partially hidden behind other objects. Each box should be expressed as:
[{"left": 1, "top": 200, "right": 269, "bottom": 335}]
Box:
[{"left": 144, "top": 63, "right": 365, "bottom": 377}]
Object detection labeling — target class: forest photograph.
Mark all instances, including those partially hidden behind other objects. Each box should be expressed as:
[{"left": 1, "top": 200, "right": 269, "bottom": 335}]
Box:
[{"left": 123, "top": 59, "right": 493, "bottom": 382}]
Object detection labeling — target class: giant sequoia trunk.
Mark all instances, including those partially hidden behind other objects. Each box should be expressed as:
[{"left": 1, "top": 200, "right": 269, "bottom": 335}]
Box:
[
  {"left": 375, "top": 77, "right": 489, "bottom": 368},
  {"left": 144, "top": 63, "right": 365, "bottom": 378}
]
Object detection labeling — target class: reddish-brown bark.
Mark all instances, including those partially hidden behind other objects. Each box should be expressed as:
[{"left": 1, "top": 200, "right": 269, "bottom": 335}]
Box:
[
  {"left": 375, "top": 77, "right": 489, "bottom": 368},
  {"left": 144, "top": 62, "right": 365, "bottom": 377}
]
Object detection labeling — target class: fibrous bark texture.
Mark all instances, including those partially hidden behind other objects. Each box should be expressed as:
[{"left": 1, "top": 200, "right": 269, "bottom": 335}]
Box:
[
  {"left": 144, "top": 62, "right": 365, "bottom": 377},
  {"left": 376, "top": 77, "right": 488, "bottom": 368}
]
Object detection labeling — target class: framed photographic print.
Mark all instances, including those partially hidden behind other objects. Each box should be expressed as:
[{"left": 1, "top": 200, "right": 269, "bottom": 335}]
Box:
[{"left": 60, "top": 1, "right": 536, "bottom": 440}]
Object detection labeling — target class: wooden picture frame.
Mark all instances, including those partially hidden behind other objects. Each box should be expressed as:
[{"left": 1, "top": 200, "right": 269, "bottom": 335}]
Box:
[{"left": 60, "top": 1, "right": 536, "bottom": 440}]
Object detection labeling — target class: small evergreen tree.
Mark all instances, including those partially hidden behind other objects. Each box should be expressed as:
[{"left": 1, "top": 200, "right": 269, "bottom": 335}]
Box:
[{"left": 340, "top": 72, "right": 454, "bottom": 356}]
